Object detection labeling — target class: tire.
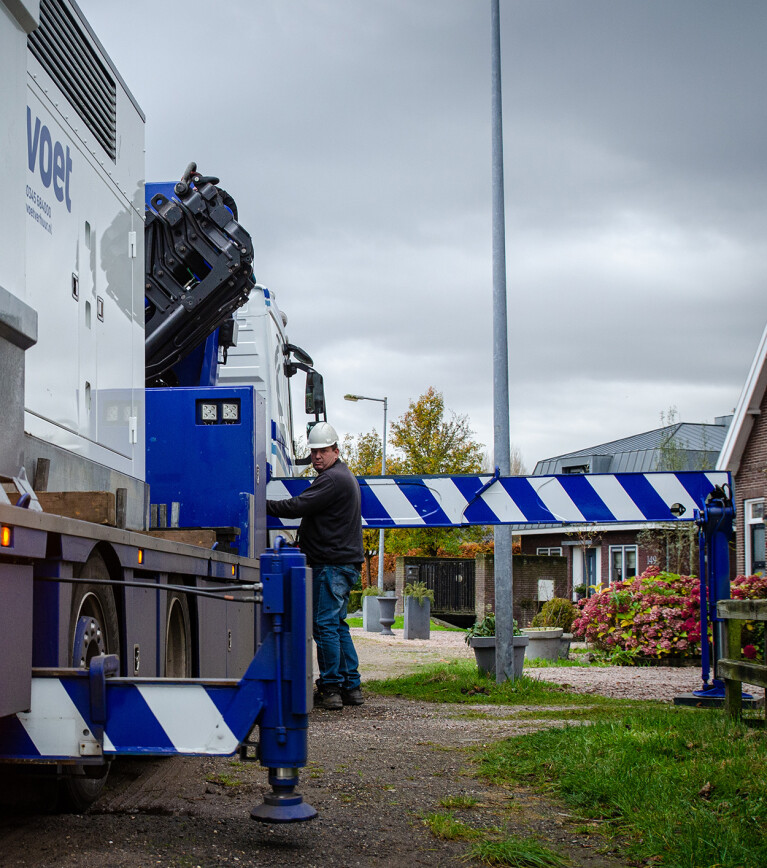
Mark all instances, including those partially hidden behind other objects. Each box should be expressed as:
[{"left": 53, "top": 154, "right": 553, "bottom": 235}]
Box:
[
  {"left": 68, "top": 552, "right": 120, "bottom": 666},
  {"left": 59, "top": 551, "right": 120, "bottom": 811},
  {"left": 165, "top": 590, "right": 192, "bottom": 678}
]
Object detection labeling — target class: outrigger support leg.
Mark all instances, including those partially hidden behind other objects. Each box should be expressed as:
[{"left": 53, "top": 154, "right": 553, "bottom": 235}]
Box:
[
  {"left": 251, "top": 767, "right": 317, "bottom": 823},
  {"left": 249, "top": 541, "right": 317, "bottom": 822},
  {"left": 692, "top": 485, "right": 752, "bottom": 702}
]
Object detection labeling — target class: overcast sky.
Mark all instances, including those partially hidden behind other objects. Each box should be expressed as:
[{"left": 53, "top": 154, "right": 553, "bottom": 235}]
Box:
[{"left": 78, "top": 0, "right": 767, "bottom": 471}]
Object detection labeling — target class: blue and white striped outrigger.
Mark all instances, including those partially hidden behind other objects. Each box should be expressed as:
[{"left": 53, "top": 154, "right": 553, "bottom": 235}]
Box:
[
  {"left": 0, "top": 543, "right": 317, "bottom": 822},
  {"left": 267, "top": 470, "right": 731, "bottom": 529}
]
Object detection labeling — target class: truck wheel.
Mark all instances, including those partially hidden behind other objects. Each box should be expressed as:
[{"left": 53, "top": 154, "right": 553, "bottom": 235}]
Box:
[
  {"left": 60, "top": 552, "right": 120, "bottom": 811},
  {"left": 165, "top": 591, "right": 192, "bottom": 677},
  {"left": 69, "top": 552, "right": 121, "bottom": 665}
]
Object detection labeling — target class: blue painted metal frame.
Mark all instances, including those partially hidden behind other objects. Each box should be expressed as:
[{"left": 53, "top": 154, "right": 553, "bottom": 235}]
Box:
[
  {"left": 0, "top": 546, "right": 314, "bottom": 819},
  {"left": 146, "top": 386, "right": 259, "bottom": 557}
]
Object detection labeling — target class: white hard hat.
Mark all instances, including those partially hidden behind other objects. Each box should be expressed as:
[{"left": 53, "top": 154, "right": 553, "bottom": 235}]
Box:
[{"left": 307, "top": 421, "right": 339, "bottom": 449}]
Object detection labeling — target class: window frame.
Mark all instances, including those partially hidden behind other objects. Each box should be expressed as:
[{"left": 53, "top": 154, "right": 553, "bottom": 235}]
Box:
[
  {"left": 609, "top": 545, "right": 638, "bottom": 583},
  {"left": 744, "top": 498, "right": 765, "bottom": 576}
]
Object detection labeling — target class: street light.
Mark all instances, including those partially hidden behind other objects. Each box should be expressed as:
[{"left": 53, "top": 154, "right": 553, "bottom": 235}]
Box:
[{"left": 344, "top": 393, "right": 388, "bottom": 592}]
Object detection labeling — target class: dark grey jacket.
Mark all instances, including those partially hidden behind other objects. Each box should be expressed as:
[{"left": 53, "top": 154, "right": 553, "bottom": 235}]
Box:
[{"left": 266, "top": 459, "right": 363, "bottom": 567}]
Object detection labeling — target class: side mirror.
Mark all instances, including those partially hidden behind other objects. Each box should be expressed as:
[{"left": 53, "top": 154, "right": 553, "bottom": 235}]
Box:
[{"left": 305, "top": 370, "right": 325, "bottom": 415}]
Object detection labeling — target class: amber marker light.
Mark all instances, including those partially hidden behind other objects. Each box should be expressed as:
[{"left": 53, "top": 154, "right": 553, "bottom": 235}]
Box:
[
  {"left": 137, "top": 548, "right": 144, "bottom": 565},
  {"left": 0, "top": 526, "right": 12, "bottom": 547},
  {"left": 231, "top": 565, "right": 236, "bottom": 576}
]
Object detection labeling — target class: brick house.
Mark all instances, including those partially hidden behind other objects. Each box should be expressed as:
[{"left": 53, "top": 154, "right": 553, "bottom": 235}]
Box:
[
  {"left": 717, "top": 324, "right": 767, "bottom": 576},
  {"left": 516, "top": 418, "right": 731, "bottom": 596}
]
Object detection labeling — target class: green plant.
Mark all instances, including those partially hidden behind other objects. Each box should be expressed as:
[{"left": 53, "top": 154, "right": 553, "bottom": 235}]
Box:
[
  {"left": 361, "top": 585, "right": 382, "bottom": 597},
  {"left": 465, "top": 613, "right": 521, "bottom": 644},
  {"left": 465, "top": 613, "right": 496, "bottom": 643},
  {"left": 404, "top": 580, "right": 435, "bottom": 606},
  {"left": 531, "top": 597, "right": 577, "bottom": 632},
  {"left": 348, "top": 589, "right": 363, "bottom": 613},
  {"left": 422, "top": 811, "right": 481, "bottom": 841},
  {"left": 439, "top": 794, "right": 480, "bottom": 809},
  {"left": 466, "top": 836, "right": 569, "bottom": 867}
]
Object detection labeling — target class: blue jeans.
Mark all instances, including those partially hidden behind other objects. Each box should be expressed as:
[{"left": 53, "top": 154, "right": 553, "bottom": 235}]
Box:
[{"left": 312, "top": 564, "right": 361, "bottom": 691}]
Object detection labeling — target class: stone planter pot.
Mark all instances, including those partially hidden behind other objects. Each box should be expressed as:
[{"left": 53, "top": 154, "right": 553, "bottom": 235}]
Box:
[
  {"left": 377, "top": 596, "right": 397, "bottom": 636},
  {"left": 521, "top": 627, "right": 564, "bottom": 661},
  {"left": 469, "top": 636, "right": 529, "bottom": 679},
  {"left": 362, "top": 595, "right": 382, "bottom": 632},
  {"left": 403, "top": 596, "right": 430, "bottom": 640},
  {"left": 559, "top": 632, "right": 573, "bottom": 660}
]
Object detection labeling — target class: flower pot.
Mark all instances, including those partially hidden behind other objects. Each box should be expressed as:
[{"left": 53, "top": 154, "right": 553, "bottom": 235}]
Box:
[
  {"left": 377, "top": 596, "right": 397, "bottom": 636},
  {"left": 521, "top": 627, "right": 564, "bottom": 661},
  {"left": 403, "top": 596, "right": 430, "bottom": 640},
  {"left": 469, "top": 636, "right": 529, "bottom": 679},
  {"left": 362, "top": 595, "right": 382, "bottom": 632},
  {"left": 559, "top": 632, "right": 573, "bottom": 660}
]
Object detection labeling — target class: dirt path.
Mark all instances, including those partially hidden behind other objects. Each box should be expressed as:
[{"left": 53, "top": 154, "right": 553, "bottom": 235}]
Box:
[{"left": 0, "top": 629, "right": 719, "bottom": 868}]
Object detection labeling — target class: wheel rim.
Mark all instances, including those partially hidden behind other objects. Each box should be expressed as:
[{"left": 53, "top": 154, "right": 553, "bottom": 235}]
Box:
[
  {"left": 166, "top": 597, "right": 189, "bottom": 677},
  {"left": 72, "top": 593, "right": 108, "bottom": 667}
]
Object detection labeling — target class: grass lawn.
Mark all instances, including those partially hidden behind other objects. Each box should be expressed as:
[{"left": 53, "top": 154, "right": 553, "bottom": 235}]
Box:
[
  {"left": 479, "top": 706, "right": 767, "bottom": 868},
  {"left": 368, "top": 660, "right": 767, "bottom": 868},
  {"left": 366, "top": 658, "right": 641, "bottom": 709},
  {"left": 345, "top": 615, "right": 461, "bottom": 631}
]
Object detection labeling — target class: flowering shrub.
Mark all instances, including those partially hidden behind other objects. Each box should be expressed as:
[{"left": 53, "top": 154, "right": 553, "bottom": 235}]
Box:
[
  {"left": 572, "top": 568, "right": 767, "bottom": 660},
  {"left": 732, "top": 574, "right": 767, "bottom": 657}
]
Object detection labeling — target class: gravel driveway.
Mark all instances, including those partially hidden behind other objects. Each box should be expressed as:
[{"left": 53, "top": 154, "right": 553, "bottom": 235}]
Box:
[{"left": 1, "top": 628, "right": 759, "bottom": 868}]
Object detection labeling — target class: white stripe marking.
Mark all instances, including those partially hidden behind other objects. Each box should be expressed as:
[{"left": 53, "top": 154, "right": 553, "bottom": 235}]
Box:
[
  {"left": 137, "top": 684, "right": 238, "bottom": 754},
  {"left": 645, "top": 474, "right": 698, "bottom": 517},
  {"left": 529, "top": 478, "right": 586, "bottom": 522},
  {"left": 364, "top": 480, "right": 423, "bottom": 526},
  {"left": 480, "top": 483, "right": 528, "bottom": 523},
  {"left": 587, "top": 476, "right": 645, "bottom": 521},
  {"left": 18, "top": 680, "right": 89, "bottom": 758},
  {"left": 425, "top": 479, "right": 472, "bottom": 523}
]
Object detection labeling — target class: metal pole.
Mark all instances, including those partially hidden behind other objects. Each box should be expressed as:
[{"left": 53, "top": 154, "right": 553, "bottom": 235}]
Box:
[
  {"left": 378, "top": 398, "right": 388, "bottom": 591},
  {"left": 491, "top": 0, "right": 514, "bottom": 682},
  {"left": 344, "top": 393, "right": 388, "bottom": 592}
]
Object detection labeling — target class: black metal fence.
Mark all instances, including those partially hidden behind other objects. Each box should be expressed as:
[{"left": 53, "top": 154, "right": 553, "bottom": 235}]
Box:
[{"left": 405, "top": 559, "right": 475, "bottom": 614}]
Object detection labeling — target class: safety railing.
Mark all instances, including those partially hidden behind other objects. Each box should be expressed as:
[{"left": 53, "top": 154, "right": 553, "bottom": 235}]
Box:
[{"left": 716, "top": 599, "right": 767, "bottom": 719}]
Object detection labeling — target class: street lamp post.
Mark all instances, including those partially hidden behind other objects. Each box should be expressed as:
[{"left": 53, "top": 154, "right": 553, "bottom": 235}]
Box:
[{"left": 344, "top": 393, "right": 388, "bottom": 592}]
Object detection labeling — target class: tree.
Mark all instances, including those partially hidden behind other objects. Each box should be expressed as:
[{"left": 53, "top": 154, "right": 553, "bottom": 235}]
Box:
[
  {"left": 386, "top": 388, "right": 488, "bottom": 557},
  {"left": 387, "top": 387, "right": 484, "bottom": 475}
]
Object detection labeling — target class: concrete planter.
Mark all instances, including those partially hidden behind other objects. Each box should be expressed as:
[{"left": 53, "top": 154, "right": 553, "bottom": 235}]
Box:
[
  {"left": 377, "top": 596, "right": 397, "bottom": 636},
  {"left": 403, "top": 596, "right": 430, "bottom": 640},
  {"left": 362, "top": 596, "right": 382, "bottom": 632},
  {"left": 559, "top": 632, "right": 573, "bottom": 660},
  {"left": 521, "top": 627, "right": 564, "bottom": 661},
  {"left": 469, "top": 636, "right": 529, "bottom": 679}
]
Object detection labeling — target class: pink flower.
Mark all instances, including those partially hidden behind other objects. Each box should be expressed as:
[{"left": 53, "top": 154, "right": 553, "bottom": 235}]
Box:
[{"left": 743, "top": 645, "right": 758, "bottom": 660}]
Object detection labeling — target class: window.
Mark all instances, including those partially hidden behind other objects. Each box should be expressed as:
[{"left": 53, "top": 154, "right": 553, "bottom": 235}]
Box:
[
  {"left": 537, "top": 547, "right": 562, "bottom": 556},
  {"left": 745, "top": 499, "right": 765, "bottom": 576},
  {"left": 609, "top": 545, "right": 637, "bottom": 583}
]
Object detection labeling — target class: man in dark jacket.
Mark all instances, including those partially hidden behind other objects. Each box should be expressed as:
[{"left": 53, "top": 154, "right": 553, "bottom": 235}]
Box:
[{"left": 266, "top": 422, "right": 364, "bottom": 710}]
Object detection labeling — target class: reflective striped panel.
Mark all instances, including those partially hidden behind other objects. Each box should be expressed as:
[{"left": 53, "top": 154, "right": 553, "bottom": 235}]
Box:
[{"left": 266, "top": 471, "right": 731, "bottom": 529}]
